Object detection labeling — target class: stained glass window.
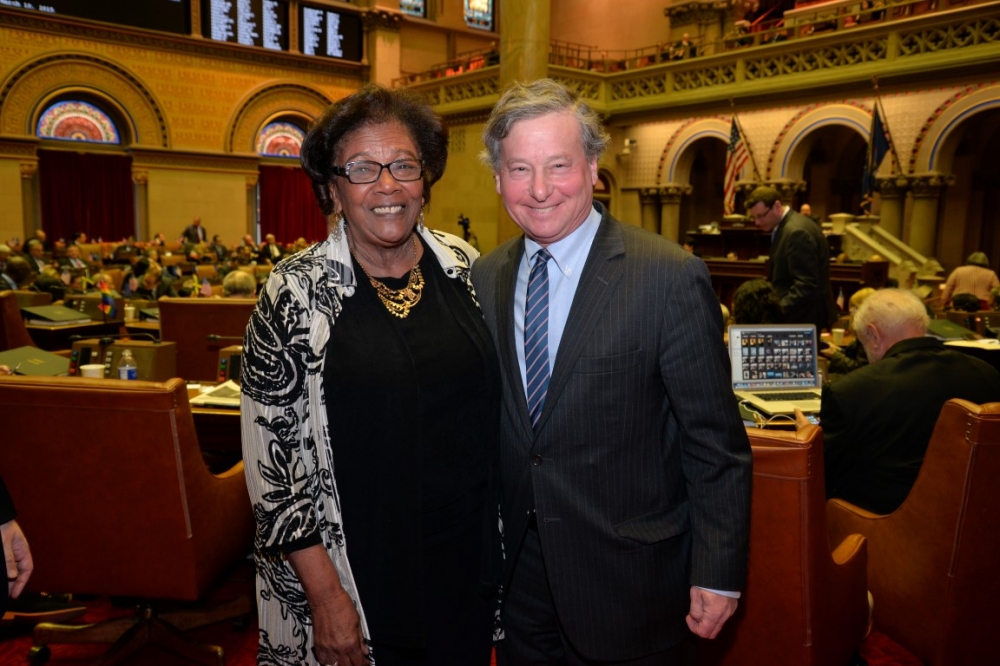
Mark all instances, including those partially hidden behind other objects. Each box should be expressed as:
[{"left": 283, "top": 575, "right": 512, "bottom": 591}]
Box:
[
  {"left": 36, "top": 100, "right": 120, "bottom": 144},
  {"left": 257, "top": 121, "right": 305, "bottom": 158},
  {"left": 464, "top": 0, "right": 493, "bottom": 31},
  {"left": 400, "top": 0, "right": 426, "bottom": 18}
]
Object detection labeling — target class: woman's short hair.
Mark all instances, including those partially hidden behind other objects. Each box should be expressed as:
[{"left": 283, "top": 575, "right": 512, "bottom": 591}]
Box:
[
  {"left": 849, "top": 287, "right": 877, "bottom": 309},
  {"left": 966, "top": 252, "right": 990, "bottom": 268},
  {"left": 480, "top": 78, "right": 610, "bottom": 173},
  {"left": 223, "top": 270, "right": 257, "bottom": 298},
  {"left": 300, "top": 84, "right": 448, "bottom": 216},
  {"left": 732, "top": 278, "right": 783, "bottom": 324}
]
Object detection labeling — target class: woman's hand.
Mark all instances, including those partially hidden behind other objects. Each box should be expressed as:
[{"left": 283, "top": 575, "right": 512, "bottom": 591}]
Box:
[
  {"left": 310, "top": 586, "right": 369, "bottom": 666},
  {"left": 287, "top": 544, "right": 370, "bottom": 666}
]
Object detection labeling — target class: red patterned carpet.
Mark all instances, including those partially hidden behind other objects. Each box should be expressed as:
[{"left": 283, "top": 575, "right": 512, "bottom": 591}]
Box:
[{"left": 0, "top": 561, "right": 924, "bottom": 666}]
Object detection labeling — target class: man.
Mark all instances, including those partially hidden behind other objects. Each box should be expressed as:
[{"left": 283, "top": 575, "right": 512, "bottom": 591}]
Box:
[
  {"left": 181, "top": 217, "right": 207, "bottom": 244},
  {"left": 0, "top": 243, "right": 9, "bottom": 275},
  {"left": 0, "top": 473, "right": 33, "bottom": 618},
  {"left": 256, "top": 233, "right": 283, "bottom": 264},
  {"left": 746, "top": 186, "right": 837, "bottom": 331},
  {"left": 472, "top": 79, "right": 752, "bottom": 665},
  {"left": 671, "top": 32, "right": 696, "bottom": 60},
  {"left": 58, "top": 244, "right": 89, "bottom": 271},
  {"left": 796, "top": 289, "right": 1000, "bottom": 514},
  {"left": 799, "top": 203, "right": 820, "bottom": 225},
  {"left": 23, "top": 239, "right": 49, "bottom": 274}
]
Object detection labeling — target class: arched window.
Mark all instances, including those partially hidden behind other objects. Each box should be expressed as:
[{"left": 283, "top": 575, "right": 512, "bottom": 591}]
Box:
[
  {"left": 36, "top": 100, "right": 120, "bottom": 144},
  {"left": 256, "top": 121, "right": 305, "bottom": 158}
]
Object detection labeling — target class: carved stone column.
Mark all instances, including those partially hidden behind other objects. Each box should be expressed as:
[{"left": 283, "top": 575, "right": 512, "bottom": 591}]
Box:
[
  {"left": 658, "top": 184, "right": 692, "bottom": 242},
  {"left": 767, "top": 179, "right": 806, "bottom": 206},
  {"left": 500, "top": 0, "right": 550, "bottom": 88},
  {"left": 19, "top": 162, "right": 39, "bottom": 237},
  {"left": 246, "top": 174, "right": 260, "bottom": 240},
  {"left": 363, "top": 9, "right": 403, "bottom": 86},
  {"left": 875, "top": 175, "right": 909, "bottom": 239},
  {"left": 132, "top": 168, "right": 149, "bottom": 241},
  {"left": 640, "top": 188, "right": 661, "bottom": 234},
  {"left": 908, "top": 172, "right": 953, "bottom": 258}
]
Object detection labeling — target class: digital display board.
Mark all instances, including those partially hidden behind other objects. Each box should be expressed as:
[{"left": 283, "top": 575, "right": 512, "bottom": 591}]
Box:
[
  {"left": 201, "top": 0, "right": 288, "bottom": 51},
  {"left": 0, "top": 0, "right": 191, "bottom": 35},
  {"left": 300, "top": 4, "right": 362, "bottom": 62}
]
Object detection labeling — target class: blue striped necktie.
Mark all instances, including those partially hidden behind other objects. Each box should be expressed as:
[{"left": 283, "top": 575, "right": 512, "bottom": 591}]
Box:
[{"left": 525, "top": 249, "right": 552, "bottom": 431}]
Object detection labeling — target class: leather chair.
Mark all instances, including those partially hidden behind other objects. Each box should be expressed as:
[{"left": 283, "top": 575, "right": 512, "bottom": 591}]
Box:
[
  {"left": 700, "top": 424, "right": 870, "bottom": 666},
  {"left": 827, "top": 399, "right": 1000, "bottom": 666},
  {"left": 0, "top": 289, "right": 37, "bottom": 351},
  {"left": 0, "top": 375, "right": 255, "bottom": 664},
  {"left": 11, "top": 290, "right": 53, "bottom": 308},
  {"left": 158, "top": 296, "right": 256, "bottom": 382}
]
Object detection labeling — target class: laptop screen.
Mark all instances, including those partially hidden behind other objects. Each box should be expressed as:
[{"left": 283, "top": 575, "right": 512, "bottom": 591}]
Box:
[{"left": 728, "top": 324, "right": 819, "bottom": 390}]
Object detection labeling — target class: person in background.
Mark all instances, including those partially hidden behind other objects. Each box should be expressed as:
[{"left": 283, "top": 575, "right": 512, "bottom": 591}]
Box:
[
  {"left": 671, "top": 32, "right": 696, "bottom": 60},
  {"left": 0, "top": 243, "right": 10, "bottom": 275},
  {"left": 241, "top": 84, "right": 499, "bottom": 666},
  {"left": 256, "top": 233, "right": 284, "bottom": 265},
  {"left": 206, "top": 234, "right": 229, "bottom": 263},
  {"left": 941, "top": 252, "right": 999, "bottom": 311},
  {"left": 181, "top": 217, "right": 207, "bottom": 244},
  {"left": 799, "top": 203, "right": 820, "bottom": 225},
  {"left": 473, "top": 78, "right": 751, "bottom": 665},
  {"left": 1, "top": 256, "right": 31, "bottom": 291},
  {"left": 132, "top": 261, "right": 177, "bottom": 300},
  {"left": 58, "top": 245, "right": 89, "bottom": 271},
  {"left": 221, "top": 270, "right": 256, "bottom": 298},
  {"left": 796, "top": 289, "right": 1000, "bottom": 513},
  {"left": 23, "top": 239, "right": 50, "bottom": 274},
  {"left": 746, "top": 185, "right": 837, "bottom": 332},
  {"left": 822, "top": 287, "right": 876, "bottom": 379},
  {"left": 732, "top": 278, "right": 783, "bottom": 324}
]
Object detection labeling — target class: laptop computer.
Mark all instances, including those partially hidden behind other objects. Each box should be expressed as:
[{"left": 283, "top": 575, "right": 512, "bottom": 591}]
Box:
[{"left": 728, "top": 324, "right": 822, "bottom": 416}]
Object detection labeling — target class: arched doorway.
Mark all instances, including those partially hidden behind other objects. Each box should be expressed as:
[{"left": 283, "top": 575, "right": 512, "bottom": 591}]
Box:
[
  {"left": 678, "top": 136, "right": 728, "bottom": 236},
  {"left": 797, "top": 125, "right": 867, "bottom": 219}
]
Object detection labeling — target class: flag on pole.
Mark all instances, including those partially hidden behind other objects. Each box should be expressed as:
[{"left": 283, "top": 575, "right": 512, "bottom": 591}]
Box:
[
  {"left": 724, "top": 118, "right": 750, "bottom": 216},
  {"left": 861, "top": 105, "right": 890, "bottom": 213},
  {"left": 97, "top": 279, "right": 117, "bottom": 317},
  {"left": 200, "top": 278, "right": 213, "bottom": 297}
]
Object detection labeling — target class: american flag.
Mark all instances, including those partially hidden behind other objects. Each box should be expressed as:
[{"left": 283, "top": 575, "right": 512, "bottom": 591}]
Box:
[{"left": 724, "top": 118, "right": 750, "bottom": 216}]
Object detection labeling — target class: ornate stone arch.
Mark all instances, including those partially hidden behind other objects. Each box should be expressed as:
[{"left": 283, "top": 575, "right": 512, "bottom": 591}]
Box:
[
  {"left": 770, "top": 102, "right": 871, "bottom": 181},
  {"left": 226, "top": 82, "right": 333, "bottom": 154},
  {"left": 0, "top": 52, "right": 168, "bottom": 147},
  {"left": 911, "top": 82, "right": 1000, "bottom": 174},
  {"left": 658, "top": 116, "right": 729, "bottom": 185}
]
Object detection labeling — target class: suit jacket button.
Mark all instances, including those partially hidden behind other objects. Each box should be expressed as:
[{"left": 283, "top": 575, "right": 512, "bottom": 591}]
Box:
[{"left": 531, "top": 454, "right": 543, "bottom": 466}]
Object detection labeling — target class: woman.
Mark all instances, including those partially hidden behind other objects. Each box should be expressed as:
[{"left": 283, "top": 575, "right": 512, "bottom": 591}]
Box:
[
  {"left": 241, "top": 85, "right": 499, "bottom": 666},
  {"left": 732, "top": 278, "right": 783, "bottom": 324},
  {"left": 941, "top": 251, "right": 999, "bottom": 311},
  {"left": 822, "top": 287, "right": 875, "bottom": 378}
]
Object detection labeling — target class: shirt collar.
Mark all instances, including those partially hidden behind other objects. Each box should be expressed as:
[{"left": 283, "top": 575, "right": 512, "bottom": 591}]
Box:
[{"left": 523, "top": 205, "right": 602, "bottom": 278}]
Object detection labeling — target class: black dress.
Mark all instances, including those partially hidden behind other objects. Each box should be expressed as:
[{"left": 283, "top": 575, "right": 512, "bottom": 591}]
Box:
[{"left": 323, "top": 238, "right": 498, "bottom": 665}]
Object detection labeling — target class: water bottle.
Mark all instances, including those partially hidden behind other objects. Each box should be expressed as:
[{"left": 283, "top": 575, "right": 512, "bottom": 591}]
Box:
[{"left": 117, "top": 349, "right": 138, "bottom": 380}]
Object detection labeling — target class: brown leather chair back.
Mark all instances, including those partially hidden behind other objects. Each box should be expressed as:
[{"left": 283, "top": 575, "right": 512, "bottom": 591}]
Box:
[
  {"left": 0, "top": 290, "right": 36, "bottom": 351},
  {"left": 701, "top": 425, "right": 870, "bottom": 666},
  {"left": 828, "top": 399, "right": 1000, "bottom": 665},
  {"left": 0, "top": 375, "right": 253, "bottom": 601},
  {"left": 157, "top": 296, "right": 256, "bottom": 382},
  {"left": 11, "top": 290, "right": 52, "bottom": 308}
]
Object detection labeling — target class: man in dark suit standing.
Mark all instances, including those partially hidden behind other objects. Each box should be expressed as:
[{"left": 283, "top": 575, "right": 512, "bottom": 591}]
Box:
[
  {"left": 796, "top": 288, "right": 1000, "bottom": 513},
  {"left": 472, "top": 79, "right": 752, "bottom": 665},
  {"left": 181, "top": 217, "right": 207, "bottom": 244},
  {"left": 746, "top": 186, "right": 837, "bottom": 332}
]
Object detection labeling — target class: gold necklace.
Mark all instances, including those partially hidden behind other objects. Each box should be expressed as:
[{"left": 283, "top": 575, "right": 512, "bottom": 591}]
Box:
[{"left": 352, "top": 235, "right": 425, "bottom": 318}]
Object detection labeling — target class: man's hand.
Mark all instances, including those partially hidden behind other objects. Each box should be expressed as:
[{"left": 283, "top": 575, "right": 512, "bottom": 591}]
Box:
[
  {"left": 686, "top": 587, "right": 738, "bottom": 639},
  {"left": 793, "top": 407, "right": 812, "bottom": 430},
  {"left": 2, "top": 519, "right": 33, "bottom": 599}
]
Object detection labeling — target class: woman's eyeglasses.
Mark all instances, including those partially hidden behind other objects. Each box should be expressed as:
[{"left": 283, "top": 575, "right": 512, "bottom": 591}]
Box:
[{"left": 333, "top": 159, "right": 424, "bottom": 184}]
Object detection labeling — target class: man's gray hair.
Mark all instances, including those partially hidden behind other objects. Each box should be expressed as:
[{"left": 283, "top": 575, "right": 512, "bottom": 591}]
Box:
[
  {"left": 853, "top": 288, "right": 929, "bottom": 345},
  {"left": 480, "top": 78, "right": 610, "bottom": 172}
]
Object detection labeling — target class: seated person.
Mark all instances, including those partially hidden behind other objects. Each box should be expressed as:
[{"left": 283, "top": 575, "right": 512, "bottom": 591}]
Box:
[
  {"left": 131, "top": 261, "right": 177, "bottom": 300},
  {"left": 1, "top": 256, "right": 32, "bottom": 291},
  {"left": 23, "top": 239, "right": 50, "bottom": 274},
  {"left": 58, "top": 245, "right": 91, "bottom": 272},
  {"left": 222, "top": 270, "right": 257, "bottom": 298},
  {"left": 941, "top": 252, "right": 999, "bottom": 310},
  {"left": 256, "top": 233, "right": 283, "bottom": 265},
  {"left": 795, "top": 289, "right": 1000, "bottom": 514},
  {"left": 822, "top": 287, "right": 875, "bottom": 378},
  {"left": 732, "top": 278, "right": 783, "bottom": 324}
]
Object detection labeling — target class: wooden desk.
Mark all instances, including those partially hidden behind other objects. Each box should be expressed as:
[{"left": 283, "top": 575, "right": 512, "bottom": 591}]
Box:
[{"left": 26, "top": 321, "right": 120, "bottom": 351}]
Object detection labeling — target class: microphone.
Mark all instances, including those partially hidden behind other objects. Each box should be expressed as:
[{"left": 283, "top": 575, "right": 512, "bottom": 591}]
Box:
[
  {"left": 207, "top": 334, "right": 244, "bottom": 342},
  {"left": 68, "top": 332, "right": 160, "bottom": 345}
]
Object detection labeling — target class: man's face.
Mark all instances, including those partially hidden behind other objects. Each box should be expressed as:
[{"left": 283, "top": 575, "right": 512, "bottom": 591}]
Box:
[
  {"left": 66, "top": 246, "right": 80, "bottom": 259},
  {"left": 28, "top": 242, "right": 43, "bottom": 258},
  {"left": 748, "top": 199, "right": 783, "bottom": 232},
  {"left": 494, "top": 110, "right": 598, "bottom": 247}
]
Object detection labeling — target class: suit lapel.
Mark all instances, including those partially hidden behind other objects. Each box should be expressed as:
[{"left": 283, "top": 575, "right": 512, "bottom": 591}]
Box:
[
  {"left": 533, "top": 210, "right": 625, "bottom": 436},
  {"left": 496, "top": 240, "right": 536, "bottom": 441}
]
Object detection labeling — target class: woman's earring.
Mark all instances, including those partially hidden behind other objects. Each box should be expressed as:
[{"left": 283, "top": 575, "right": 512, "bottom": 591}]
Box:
[
  {"left": 331, "top": 211, "right": 344, "bottom": 242},
  {"left": 417, "top": 210, "right": 426, "bottom": 234}
]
